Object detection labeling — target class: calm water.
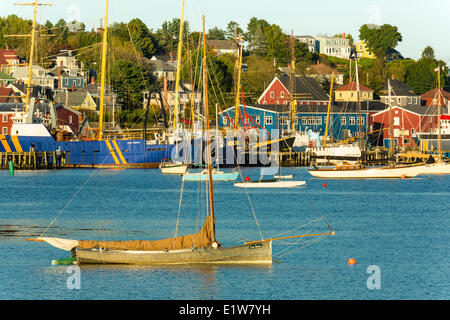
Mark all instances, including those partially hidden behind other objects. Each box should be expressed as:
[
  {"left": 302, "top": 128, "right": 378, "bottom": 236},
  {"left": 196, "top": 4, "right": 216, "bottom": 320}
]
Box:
[{"left": 0, "top": 167, "right": 449, "bottom": 300}]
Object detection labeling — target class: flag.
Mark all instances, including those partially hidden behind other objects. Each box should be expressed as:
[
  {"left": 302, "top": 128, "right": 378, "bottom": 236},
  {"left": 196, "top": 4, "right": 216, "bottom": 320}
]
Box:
[{"left": 434, "top": 67, "right": 439, "bottom": 72}]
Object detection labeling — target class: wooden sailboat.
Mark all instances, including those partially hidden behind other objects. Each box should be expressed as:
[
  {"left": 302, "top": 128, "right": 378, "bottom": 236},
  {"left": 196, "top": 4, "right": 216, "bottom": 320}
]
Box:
[
  {"left": 308, "top": 52, "right": 423, "bottom": 179},
  {"left": 418, "top": 65, "right": 450, "bottom": 175}
]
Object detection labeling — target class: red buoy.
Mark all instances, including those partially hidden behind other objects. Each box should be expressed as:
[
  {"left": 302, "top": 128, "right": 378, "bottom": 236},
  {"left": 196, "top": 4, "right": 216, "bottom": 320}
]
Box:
[
  {"left": 322, "top": 183, "right": 327, "bottom": 188},
  {"left": 245, "top": 176, "right": 250, "bottom": 182}
]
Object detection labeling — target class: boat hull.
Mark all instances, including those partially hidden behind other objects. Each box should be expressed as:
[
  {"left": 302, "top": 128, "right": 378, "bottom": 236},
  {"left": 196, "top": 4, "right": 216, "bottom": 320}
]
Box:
[
  {"left": 75, "top": 241, "right": 272, "bottom": 265},
  {"left": 183, "top": 171, "right": 239, "bottom": 181},
  {"left": 234, "top": 181, "right": 306, "bottom": 188},
  {"left": 0, "top": 135, "right": 175, "bottom": 168},
  {"left": 418, "top": 162, "right": 450, "bottom": 175},
  {"left": 308, "top": 165, "right": 423, "bottom": 179},
  {"left": 160, "top": 163, "right": 188, "bottom": 175}
]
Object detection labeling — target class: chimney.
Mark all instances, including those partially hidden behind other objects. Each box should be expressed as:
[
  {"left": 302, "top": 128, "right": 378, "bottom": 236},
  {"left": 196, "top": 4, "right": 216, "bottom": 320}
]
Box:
[
  {"left": 65, "top": 90, "right": 68, "bottom": 106},
  {"left": 170, "top": 51, "right": 173, "bottom": 63},
  {"left": 6, "top": 45, "right": 9, "bottom": 50},
  {"left": 392, "top": 74, "right": 395, "bottom": 80},
  {"left": 342, "top": 33, "right": 346, "bottom": 39},
  {"left": 91, "top": 76, "right": 95, "bottom": 84}
]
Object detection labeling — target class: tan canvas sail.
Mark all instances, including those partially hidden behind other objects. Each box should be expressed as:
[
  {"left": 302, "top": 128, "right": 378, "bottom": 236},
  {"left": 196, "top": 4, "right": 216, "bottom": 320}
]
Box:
[{"left": 78, "top": 216, "right": 215, "bottom": 251}]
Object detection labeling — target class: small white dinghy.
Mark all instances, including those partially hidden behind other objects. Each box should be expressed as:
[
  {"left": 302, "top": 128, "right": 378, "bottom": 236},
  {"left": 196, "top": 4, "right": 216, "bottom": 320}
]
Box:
[{"left": 234, "top": 178, "right": 305, "bottom": 188}]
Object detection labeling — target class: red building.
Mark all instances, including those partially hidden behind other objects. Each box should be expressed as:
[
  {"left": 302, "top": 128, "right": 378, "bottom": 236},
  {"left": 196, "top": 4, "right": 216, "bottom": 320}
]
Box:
[
  {"left": 421, "top": 88, "right": 450, "bottom": 107},
  {"left": 0, "top": 103, "right": 21, "bottom": 135},
  {"left": 257, "top": 75, "right": 329, "bottom": 106},
  {"left": 371, "top": 105, "right": 439, "bottom": 147},
  {"left": 55, "top": 104, "right": 81, "bottom": 134}
]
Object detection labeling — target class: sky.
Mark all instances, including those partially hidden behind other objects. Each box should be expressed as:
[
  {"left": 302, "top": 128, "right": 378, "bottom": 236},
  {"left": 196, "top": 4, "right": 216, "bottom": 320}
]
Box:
[{"left": 4, "top": 0, "right": 450, "bottom": 65}]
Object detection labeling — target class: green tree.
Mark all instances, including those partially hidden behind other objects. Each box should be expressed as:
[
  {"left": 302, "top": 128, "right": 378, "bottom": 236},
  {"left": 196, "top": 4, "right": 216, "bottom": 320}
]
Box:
[
  {"left": 225, "top": 21, "right": 243, "bottom": 40},
  {"left": 207, "top": 27, "right": 226, "bottom": 40},
  {"left": 155, "top": 18, "right": 190, "bottom": 55},
  {"left": 421, "top": 46, "right": 435, "bottom": 59},
  {"left": 405, "top": 58, "right": 448, "bottom": 94},
  {"left": 359, "top": 24, "right": 402, "bottom": 61},
  {"left": 241, "top": 55, "right": 277, "bottom": 104},
  {"left": 245, "top": 17, "right": 270, "bottom": 55}
]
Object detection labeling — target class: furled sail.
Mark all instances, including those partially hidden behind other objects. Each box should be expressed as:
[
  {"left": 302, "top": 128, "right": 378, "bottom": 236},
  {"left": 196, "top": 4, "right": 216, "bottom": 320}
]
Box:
[{"left": 78, "top": 216, "right": 215, "bottom": 251}]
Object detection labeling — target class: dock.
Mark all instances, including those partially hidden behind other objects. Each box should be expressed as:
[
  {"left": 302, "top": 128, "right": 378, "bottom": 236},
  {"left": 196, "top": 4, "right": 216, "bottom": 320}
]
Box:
[{"left": 0, "top": 151, "right": 66, "bottom": 170}]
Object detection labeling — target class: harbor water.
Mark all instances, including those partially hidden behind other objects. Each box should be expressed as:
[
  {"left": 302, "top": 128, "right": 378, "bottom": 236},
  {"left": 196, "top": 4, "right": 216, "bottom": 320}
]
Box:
[{"left": 0, "top": 168, "right": 449, "bottom": 300}]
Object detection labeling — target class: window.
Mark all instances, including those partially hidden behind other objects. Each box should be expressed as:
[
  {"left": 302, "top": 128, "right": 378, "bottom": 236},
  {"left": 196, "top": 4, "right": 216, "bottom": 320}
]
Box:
[
  {"left": 349, "top": 117, "right": 356, "bottom": 125},
  {"left": 357, "top": 117, "right": 365, "bottom": 125},
  {"left": 2, "top": 114, "right": 7, "bottom": 122},
  {"left": 265, "top": 116, "right": 273, "bottom": 125},
  {"left": 69, "top": 115, "right": 72, "bottom": 124},
  {"left": 2, "top": 127, "right": 7, "bottom": 135},
  {"left": 255, "top": 116, "right": 260, "bottom": 124},
  {"left": 308, "top": 117, "right": 314, "bottom": 125},
  {"left": 280, "top": 91, "right": 284, "bottom": 98},
  {"left": 301, "top": 117, "right": 307, "bottom": 125},
  {"left": 222, "top": 117, "right": 227, "bottom": 125},
  {"left": 316, "top": 116, "right": 322, "bottom": 125},
  {"left": 394, "top": 117, "right": 400, "bottom": 126},
  {"left": 270, "top": 91, "right": 274, "bottom": 98},
  {"left": 341, "top": 116, "right": 346, "bottom": 125}
]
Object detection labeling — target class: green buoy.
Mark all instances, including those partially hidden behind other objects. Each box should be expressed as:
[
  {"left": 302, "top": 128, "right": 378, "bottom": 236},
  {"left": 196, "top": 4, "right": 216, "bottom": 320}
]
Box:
[
  {"left": 52, "top": 256, "right": 77, "bottom": 265},
  {"left": 9, "top": 161, "right": 14, "bottom": 176}
]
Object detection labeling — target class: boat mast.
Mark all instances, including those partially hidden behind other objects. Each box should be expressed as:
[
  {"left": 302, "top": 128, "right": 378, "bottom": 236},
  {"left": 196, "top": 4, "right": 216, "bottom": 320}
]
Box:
[
  {"left": 98, "top": 0, "right": 109, "bottom": 141},
  {"left": 173, "top": 0, "right": 186, "bottom": 132},
  {"left": 290, "top": 30, "right": 296, "bottom": 133},
  {"left": 202, "top": 16, "right": 215, "bottom": 240},
  {"left": 12, "top": 1, "right": 52, "bottom": 110},
  {"left": 353, "top": 55, "right": 365, "bottom": 164},
  {"left": 437, "top": 65, "right": 442, "bottom": 160},
  {"left": 234, "top": 37, "right": 243, "bottom": 133},
  {"left": 388, "top": 79, "right": 395, "bottom": 164},
  {"left": 323, "top": 72, "right": 335, "bottom": 147}
]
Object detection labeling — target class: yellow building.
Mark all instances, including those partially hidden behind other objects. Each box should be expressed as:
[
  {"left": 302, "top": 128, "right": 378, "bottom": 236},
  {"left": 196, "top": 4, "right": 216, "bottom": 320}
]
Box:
[{"left": 355, "top": 40, "right": 376, "bottom": 59}]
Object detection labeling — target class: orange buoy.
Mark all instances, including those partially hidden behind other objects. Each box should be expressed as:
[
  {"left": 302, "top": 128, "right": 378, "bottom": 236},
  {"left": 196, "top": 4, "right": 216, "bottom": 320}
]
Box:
[
  {"left": 347, "top": 258, "right": 357, "bottom": 265},
  {"left": 245, "top": 176, "right": 250, "bottom": 182},
  {"left": 401, "top": 174, "right": 406, "bottom": 179}
]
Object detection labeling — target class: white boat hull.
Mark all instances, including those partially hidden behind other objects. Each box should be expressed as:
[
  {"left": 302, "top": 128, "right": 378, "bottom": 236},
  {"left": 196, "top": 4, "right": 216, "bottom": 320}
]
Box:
[
  {"left": 160, "top": 162, "right": 188, "bottom": 175},
  {"left": 308, "top": 165, "right": 423, "bottom": 179},
  {"left": 234, "top": 181, "right": 306, "bottom": 188},
  {"left": 418, "top": 162, "right": 450, "bottom": 175}
]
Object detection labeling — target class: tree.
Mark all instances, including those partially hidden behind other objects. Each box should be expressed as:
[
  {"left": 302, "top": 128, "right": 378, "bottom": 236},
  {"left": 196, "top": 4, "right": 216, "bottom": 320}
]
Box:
[
  {"left": 207, "top": 27, "right": 225, "bottom": 40},
  {"left": 125, "top": 18, "right": 157, "bottom": 58},
  {"left": 244, "top": 17, "right": 270, "bottom": 55},
  {"left": 155, "top": 18, "right": 190, "bottom": 55},
  {"left": 241, "top": 55, "right": 277, "bottom": 104},
  {"left": 359, "top": 24, "right": 402, "bottom": 61},
  {"left": 405, "top": 58, "right": 448, "bottom": 94},
  {"left": 110, "top": 59, "right": 151, "bottom": 110},
  {"left": 422, "top": 46, "right": 435, "bottom": 59},
  {"left": 225, "top": 21, "right": 243, "bottom": 40}
]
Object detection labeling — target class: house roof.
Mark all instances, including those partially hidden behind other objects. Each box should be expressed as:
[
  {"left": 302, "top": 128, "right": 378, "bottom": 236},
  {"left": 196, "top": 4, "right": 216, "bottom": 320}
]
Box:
[
  {"left": 0, "top": 102, "right": 24, "bottom": 112},
  {"left": 0, "top": 87, "right": 20, "bottom": 103},
  {"left": 142, "top": 57, "right": 176, "bottom": 72},
  {"left": 54, "top": 91, "right": 87, "bottom": 106},
  {"left": 278, "top": 75, "right": 329, "bottom": 101},
  {"left": 0, "top": 71, "right": 16, "bottom": 80},
  {"left": 0, "top": 49, "right": 19, "bottom": 65},
  {"left": 335, "top": 80, "right": 374, "bottom": 92},
  {"left": 306, "top": 63, "right": 342, "bottom": 76},
  {"left": 372, "top": 105, "right": 440, "bottom": 117},
  {"left": 379, "top": 79, "right": 418, "bottom": 97},
  {"left": 421, "top": 88, "right": 450, "bottom": 99},
  {"left": 206, "top": 40, "right": 237, "bottom": 51}
]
